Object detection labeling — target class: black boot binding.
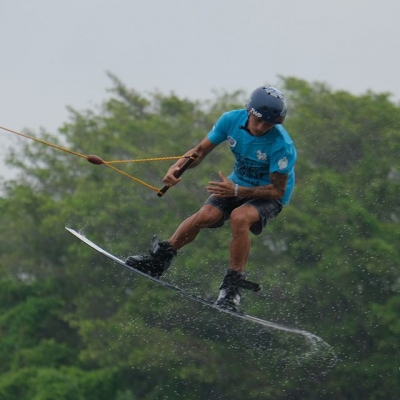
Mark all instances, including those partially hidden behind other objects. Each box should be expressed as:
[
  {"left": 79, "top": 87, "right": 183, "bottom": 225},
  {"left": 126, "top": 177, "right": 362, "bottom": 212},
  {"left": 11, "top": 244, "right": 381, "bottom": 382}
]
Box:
[
  {"left": 125, "top": 236, "right": 177, "bottom": 278},
  {"left": 215, "top": 269, "right": 244, "bottom": 312},
  {"left": 215, "top": 269, "right": 261, "bottom": 312}
]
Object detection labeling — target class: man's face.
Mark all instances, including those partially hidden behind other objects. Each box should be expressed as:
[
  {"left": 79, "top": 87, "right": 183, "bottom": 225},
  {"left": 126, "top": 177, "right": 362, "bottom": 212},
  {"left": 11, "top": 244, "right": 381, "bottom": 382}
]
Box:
[{"left": 247, "top": 113, "right": 275, "bottom": 136}]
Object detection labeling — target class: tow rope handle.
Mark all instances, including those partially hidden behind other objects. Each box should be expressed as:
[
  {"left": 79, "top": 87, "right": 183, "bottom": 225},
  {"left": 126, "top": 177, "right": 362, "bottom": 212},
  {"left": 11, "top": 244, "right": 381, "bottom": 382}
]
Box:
[{"left": 157, "top": 152, "right": 199, "bottom": 197}]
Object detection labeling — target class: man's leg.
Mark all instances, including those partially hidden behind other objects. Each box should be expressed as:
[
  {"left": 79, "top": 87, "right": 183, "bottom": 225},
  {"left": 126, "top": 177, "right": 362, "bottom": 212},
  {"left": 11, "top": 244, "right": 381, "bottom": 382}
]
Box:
[
  {"left": 228, "top": 204, "right": 260, "bottom": 273},
  {"left": 126, "top": 204, "right": 223, "bottom": 277},
  {"left": 215, "top": 204, "right": 260, "bottom": 311},
  {"left": 169, "top": 204, "right": 224, "bottom": 250}
]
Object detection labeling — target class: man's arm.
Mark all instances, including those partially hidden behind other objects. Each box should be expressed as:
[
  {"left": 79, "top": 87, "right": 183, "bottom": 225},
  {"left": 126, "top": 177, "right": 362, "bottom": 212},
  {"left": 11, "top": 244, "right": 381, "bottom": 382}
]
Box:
[
  {"left": 184, "top": 137, "right": 218, "bottom": 167},
  {"left": 207, "top": 171, "right": 288, "bottom": 199},
  {"left": 162, "top": 137, "right": 217, "bottom": 187},
  {"left": 238, "top": 172, "right": 288, "bottom": 199}
]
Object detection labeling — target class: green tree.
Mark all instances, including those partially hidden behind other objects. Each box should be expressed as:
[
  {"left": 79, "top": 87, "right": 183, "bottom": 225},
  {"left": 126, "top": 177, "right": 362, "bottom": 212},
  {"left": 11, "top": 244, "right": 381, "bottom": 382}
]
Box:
[{"left": 0, "top": 75, "right": 399, "bottom": 399}]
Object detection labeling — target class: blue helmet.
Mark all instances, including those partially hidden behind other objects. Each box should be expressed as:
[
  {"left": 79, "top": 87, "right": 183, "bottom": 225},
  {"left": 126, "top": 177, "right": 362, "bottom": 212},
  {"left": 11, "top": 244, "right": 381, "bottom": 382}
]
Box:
[{"left": 246, "top": 86, "right": 287, "bottom": 124}]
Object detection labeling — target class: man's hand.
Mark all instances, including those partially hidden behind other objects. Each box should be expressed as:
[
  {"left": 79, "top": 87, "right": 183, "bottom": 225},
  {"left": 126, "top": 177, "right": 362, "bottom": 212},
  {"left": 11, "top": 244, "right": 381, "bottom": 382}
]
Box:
[
  {"left": 206, "top": 171, "right": 235, "bottom": 197},
  {"left": 162, "top": 165, "right": 182, "bottom": 188}
]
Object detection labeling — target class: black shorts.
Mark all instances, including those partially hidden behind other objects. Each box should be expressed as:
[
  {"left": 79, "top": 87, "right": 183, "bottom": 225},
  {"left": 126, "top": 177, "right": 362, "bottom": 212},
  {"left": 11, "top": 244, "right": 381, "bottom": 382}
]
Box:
[{"left": 204, "top": 195, "right": 283, "bottom": 235}]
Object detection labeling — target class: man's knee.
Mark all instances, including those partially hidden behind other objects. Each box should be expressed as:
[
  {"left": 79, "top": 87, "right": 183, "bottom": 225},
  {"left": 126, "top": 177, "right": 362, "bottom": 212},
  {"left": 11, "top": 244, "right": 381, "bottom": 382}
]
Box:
[
  {"left": 194, "top": 204, "right": 223, "bottom": 227},
  {"left": 230, "top": 206, "right": 259, "bottom": 229}
]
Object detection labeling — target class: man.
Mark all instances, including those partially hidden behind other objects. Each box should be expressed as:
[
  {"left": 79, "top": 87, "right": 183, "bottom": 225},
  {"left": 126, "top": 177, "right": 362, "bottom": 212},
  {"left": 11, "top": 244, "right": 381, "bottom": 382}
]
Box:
[{"left": 126, "top": 86, "right": 297, "bottom": 311}]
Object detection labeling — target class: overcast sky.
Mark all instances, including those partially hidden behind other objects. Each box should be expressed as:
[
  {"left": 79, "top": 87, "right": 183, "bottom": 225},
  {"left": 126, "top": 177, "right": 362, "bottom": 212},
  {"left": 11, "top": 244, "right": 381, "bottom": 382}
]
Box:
[{"left": 1, "top": 0, "right": 399, "bottom": 178}]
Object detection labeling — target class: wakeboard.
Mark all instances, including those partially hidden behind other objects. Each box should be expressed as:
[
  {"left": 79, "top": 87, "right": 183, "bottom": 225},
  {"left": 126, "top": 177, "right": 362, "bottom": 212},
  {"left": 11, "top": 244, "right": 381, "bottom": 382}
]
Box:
[{"left": 65, "top": 227, "right": 323, "bottom": 340}]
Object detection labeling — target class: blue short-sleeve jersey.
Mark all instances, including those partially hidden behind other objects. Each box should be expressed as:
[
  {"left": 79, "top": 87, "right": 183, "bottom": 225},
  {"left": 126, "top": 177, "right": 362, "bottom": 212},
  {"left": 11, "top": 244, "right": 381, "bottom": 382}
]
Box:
[{"left": 207, "top": 109, "right": 296, "bottom": 205}]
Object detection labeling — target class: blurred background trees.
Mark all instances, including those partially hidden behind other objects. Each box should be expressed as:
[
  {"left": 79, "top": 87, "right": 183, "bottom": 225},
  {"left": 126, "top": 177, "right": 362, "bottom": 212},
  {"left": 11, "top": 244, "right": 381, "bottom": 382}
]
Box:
[{"left": 0, "top": 76, "right": 399, "bottom": 399}]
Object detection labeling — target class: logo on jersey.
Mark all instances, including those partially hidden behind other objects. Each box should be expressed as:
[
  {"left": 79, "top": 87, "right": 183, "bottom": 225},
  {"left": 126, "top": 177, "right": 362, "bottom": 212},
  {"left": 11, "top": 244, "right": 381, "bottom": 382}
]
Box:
[
  {"left": 256, "top": 150, "right": 267, "bottom": 161},
  {"left": 227, "top": 136, "right": 236, "bottom": 147},
  {"left": 249, "top": 107, "right": 262, "bottom": 118},
  {"left": 278, "top": 156, "right": 288, "bottom": 170}
]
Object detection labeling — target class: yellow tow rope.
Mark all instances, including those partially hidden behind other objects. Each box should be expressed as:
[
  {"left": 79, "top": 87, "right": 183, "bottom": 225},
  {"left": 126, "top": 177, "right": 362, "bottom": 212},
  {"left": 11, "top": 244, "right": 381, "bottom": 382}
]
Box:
[{"left": 0, "top": 125, "right": 190, "bottom": 195}]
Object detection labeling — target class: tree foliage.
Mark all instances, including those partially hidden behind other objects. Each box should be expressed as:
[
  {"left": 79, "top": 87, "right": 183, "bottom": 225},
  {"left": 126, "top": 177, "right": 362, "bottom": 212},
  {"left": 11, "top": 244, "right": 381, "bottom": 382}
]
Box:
[{"left": 0, "top": 76, "right": 399, "bottom": 399}]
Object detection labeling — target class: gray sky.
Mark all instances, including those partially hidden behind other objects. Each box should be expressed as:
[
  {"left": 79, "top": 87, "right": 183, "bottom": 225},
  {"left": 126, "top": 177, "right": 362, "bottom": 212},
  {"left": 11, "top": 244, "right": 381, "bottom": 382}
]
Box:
[{"left": 1, "top": 0, "right": 399, "bottom": 178}]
